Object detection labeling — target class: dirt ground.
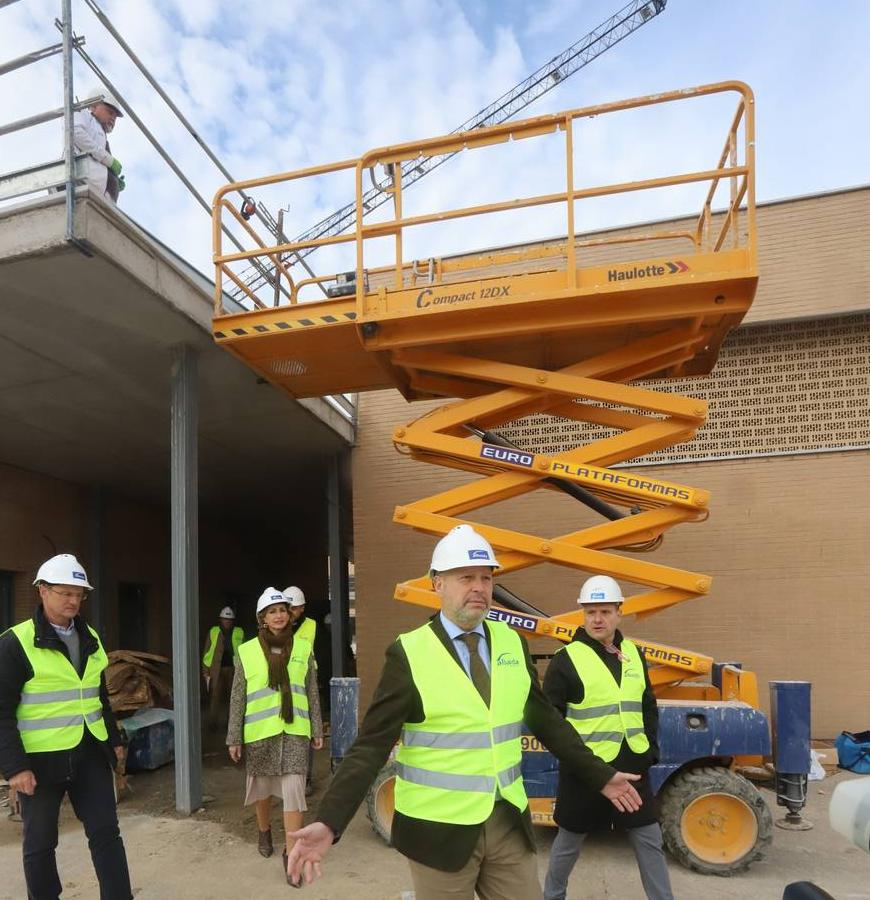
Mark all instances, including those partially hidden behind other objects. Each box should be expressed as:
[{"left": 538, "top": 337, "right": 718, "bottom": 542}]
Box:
[{"left": 2, "top": 734, "right": 870, "bottom": 900}]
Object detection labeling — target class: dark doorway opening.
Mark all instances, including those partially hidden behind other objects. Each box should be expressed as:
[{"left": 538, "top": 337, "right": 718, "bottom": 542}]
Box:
[
  {"left": 0, "top": 571, "right": 14, "bottom": 631},
  {"left": 118, "top": 582, "right": 149, "bottom": 651}
]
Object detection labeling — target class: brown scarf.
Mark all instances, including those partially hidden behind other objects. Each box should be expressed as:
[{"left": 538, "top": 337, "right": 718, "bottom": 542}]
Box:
[{"left": 258, "top": 626, "right": 295, "bottom": 723}]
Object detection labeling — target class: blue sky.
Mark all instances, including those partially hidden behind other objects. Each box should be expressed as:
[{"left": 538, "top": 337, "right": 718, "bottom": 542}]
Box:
[{"left": 1, "top": 0, "right": 868, "bottom": 288}]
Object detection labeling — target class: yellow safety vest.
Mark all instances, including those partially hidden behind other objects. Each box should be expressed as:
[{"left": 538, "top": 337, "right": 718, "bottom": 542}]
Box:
[
  {"left": 294, "top": 617, "right": 316, "bottom": 646},
  {"left": 12, "top": 619, "right": 109, "bottom": 753},
  {"left": 202, "top": 626, "right": 244, "bottom": 667},
  {"left": 562, "top": 638, "right": 650, "bottom": 762},
  {"left": 395, "top": 620, "right": 529, "bottom": 825},
  {"left": 237, "top": 636, "right": 312, "bottom": 743}
]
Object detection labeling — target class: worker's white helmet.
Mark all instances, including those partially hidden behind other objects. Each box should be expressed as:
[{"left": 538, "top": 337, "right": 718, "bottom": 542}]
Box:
[
  {"left": 430, "top": 524, "right": 500, "bottom": 574},
  {"left": 256, "top": 587, "right": 287, "bottom": 615},
  {"left": 283, "top": 586, "right": 306, "bottom": 607},
  {"left": 84, "top": 85, "right": 124, "bottom": 116},
  {"left": 33, "top": 554, "right": 93, "bottom": 591},
  {"left": 218, "top": 606, "right": 235, "bottom": 619},
  {"left": 577, "top": 575, "right": 623, "bottom": 606}
]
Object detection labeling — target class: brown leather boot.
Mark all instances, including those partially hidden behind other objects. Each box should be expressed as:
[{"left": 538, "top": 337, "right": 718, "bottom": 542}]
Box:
[{"left": 258, "top": 828, "right": 273, "bottom": 858}]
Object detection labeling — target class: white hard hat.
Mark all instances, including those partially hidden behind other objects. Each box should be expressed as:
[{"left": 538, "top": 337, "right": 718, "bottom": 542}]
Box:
[
  {"left": 218, "top": 606, "right": 235, "bottom": 619},
  {"left": 577, "top": 575, "right": 623, "bottom": 606},
  {"left": 33, "top": 554, "right": 93, "bottom": 591},
  {"left": 283, "top": 586, "right": 306, "bottom": 607},
  {"left": 430, "top": 524, "right": 500, "bottom": 574},
  {"left": 84, "top": 85, "right": 124, "bottom": 116},
  {"left": 256, "top": 587, "right": 287, "bottom": 615}
]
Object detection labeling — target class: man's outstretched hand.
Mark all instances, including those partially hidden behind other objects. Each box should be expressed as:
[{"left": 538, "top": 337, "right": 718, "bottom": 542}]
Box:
[
  {"left": 600, "top": 771, "right": 642, "bottom": 812},
  {"left": 286, "top": 822, "right": 334, "bottom": 886}
]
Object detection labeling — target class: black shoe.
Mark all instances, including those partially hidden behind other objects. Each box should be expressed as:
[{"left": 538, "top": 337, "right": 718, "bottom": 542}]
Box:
[
  {"left": 258, "top": 828, "right": 273, "bottom": 858},
  {"left": 283, "top": 848, "right": 301, "bottom": 888}
]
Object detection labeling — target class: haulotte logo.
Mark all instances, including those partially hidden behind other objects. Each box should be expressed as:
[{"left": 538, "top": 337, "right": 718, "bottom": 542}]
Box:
[{"left": 607, "top": 260, "right": 690, "bottom": 282}]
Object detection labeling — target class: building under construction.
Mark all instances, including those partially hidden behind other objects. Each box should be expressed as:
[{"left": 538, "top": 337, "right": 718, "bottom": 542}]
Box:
[{"left": 1, "top": 0, "right": 869, "bottom": 869}]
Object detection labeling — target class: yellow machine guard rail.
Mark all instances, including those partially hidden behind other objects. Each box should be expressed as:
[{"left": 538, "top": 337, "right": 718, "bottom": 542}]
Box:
[{"left": 212, "top": 82, "right": 758, "bottom": 693}]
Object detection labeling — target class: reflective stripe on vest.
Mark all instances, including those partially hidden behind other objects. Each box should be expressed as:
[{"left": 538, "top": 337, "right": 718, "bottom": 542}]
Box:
[
  {"left": 237, "top": 636, "right": 312, "bottom": 742},
  {"left": 202, "top": 626, "right": 244, "bottom": 667},
  {"left": 563, "top": 638, "right": 650, "bottom": 762},
  {"left": 12, "top": 619, "right": 108, "bottom": 753},
  {"left": 395, "top": 620, "right": 529, "bottom": 825}
]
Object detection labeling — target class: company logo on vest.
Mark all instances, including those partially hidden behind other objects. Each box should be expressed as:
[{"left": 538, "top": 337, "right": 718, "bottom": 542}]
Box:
[{"left": 496, "top": 652, "right": 520, "bottom": 667}]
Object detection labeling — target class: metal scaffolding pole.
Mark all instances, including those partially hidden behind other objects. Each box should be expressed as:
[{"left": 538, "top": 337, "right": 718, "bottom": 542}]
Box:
[
  {"left": 170, "top": 344, "right": 202, "bottom": 815},
  {"left": 327, "top": 454, "right": 349, "bottom": 678},
  {"left": 60, "top": 0, "right": 75, "bottom": 242}
]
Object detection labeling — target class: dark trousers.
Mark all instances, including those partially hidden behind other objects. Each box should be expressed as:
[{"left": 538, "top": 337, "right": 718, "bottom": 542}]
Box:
[{"left": 20, "top": 745, "right": 132, "bottom": 900}]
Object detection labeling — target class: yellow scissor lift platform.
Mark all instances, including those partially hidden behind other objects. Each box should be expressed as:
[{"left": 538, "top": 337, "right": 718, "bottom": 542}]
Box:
[{"left": 213, "top": 81, "right": 758, "bottom": 694}]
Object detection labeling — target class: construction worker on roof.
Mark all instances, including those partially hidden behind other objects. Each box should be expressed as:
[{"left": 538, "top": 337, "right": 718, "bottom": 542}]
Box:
[
  {"left": 71, "top": 85, "right": 126, "bottom": 203},
  {"left": 542, "top": 575, "right": 674, "bottom": 900},
  {"left": 202, "top": 605, "right": 244, "bottom": 732},
  {"left": 287, "top": 524, "right": 643, "bottom": 897},
  {"left": 0, "top": 554, "right": 132, "bottom": 899}
]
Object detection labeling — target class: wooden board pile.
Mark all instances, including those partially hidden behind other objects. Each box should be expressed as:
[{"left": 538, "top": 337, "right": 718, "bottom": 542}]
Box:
[{"left": 106, "top": 650, "right": 172, "bottom": 712}]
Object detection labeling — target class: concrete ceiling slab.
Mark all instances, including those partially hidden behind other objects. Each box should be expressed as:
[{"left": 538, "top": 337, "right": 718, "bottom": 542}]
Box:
[{"left": 0, "top": 193, "right": 353, "bottom": 513}]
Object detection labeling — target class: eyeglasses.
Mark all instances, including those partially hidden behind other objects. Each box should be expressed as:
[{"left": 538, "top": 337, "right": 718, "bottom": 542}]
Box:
[{"left": 46, "top": 586, "right": 85, "bottom": 601}]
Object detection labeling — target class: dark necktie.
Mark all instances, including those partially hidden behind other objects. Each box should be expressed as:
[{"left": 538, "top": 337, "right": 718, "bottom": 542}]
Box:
[{"left": 458, "top": 632, "right": 491, "bottom": 706}]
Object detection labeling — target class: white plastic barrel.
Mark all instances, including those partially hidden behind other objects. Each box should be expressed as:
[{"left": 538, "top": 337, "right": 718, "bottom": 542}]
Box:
[{"left": 829, "top": 777, "right": 870, "bottom": 851}]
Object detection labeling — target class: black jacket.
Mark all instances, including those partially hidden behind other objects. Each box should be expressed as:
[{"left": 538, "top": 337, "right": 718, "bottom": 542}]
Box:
[
  {"left": 543, "top": 627, "right": 660, "bottom": 832},
  {"left": 317, "top": 614, "right": 617, "bottom": 872},
  {"left": 0, "top": 606, "right": 122, "bottom": 782}
]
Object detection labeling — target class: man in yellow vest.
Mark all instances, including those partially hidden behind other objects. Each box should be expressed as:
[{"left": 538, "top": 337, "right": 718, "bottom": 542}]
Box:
[
  {"left": 284, "top": 586, "right": 318, "bottom": 793},
  {"left": 542, "top": 575, "right": 673, "bottom": 900},
  {"left": 284, "top": 586, "right": 315, "bottom": 645},
  {"left": 0, "top": 554, "right": 132, "bottom": 899},
  {"left": 202, "top": 606, "right": 244, "bottom": 731},
  {"left": 287, "top": 525, "right": 643, "bottom": 897}
]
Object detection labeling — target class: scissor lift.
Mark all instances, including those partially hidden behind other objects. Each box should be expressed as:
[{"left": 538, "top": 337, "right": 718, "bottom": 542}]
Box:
[{"left": 212, "top": 83, "right": 797, "bottom": 874}]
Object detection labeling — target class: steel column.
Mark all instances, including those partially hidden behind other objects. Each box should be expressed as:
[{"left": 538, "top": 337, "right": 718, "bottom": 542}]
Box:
[
  {"left": 170, "top": 344, "right": 202, "bottom": 814},
  {"left": 88, "top": 486, "right": 105, "bottom": 635},
  {"left": 60, "top": 0, "right": 75, "bottom": 241},
  {"left": 327, "top": 453, "right": 349, "bottom": 678}
]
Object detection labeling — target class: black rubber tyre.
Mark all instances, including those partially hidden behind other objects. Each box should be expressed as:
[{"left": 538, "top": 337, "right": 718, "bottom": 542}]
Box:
[
  {"left": 366, "top": 761, "right": 397, "bottom": 845},
  {"left": 659, "top": 765, "right": 773, "bottom": 876}
]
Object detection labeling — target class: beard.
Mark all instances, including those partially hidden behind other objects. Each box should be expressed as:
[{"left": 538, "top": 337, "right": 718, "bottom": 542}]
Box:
[{"left": 455, "top": 603, "right": 488, "bottom": 628}]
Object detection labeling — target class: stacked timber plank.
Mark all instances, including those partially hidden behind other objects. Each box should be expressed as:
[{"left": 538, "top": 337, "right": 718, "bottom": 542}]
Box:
[{"left": 106, "top": 650, "right": 172, "bottom": 712}]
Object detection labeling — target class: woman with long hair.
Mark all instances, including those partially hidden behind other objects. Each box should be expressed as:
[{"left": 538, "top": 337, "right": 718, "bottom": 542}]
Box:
[{"left": 227, "top": 587, "right": 323, "bottom": 886}]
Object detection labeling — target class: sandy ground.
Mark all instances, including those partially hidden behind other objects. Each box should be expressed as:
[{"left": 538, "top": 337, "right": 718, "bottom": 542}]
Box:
[{"left": 2, "top": 740, "right": 870, "bottom": 900}]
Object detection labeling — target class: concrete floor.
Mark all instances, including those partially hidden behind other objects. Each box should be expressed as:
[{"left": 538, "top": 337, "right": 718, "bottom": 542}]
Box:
[{"left": 1, "top": 767, "right": 869, "bottom": 899}]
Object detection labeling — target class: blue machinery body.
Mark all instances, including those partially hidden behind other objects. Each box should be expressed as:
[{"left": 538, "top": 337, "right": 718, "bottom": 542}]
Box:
[
  {"left": 333, "top": 675, "right": 811, "bottom": 817},
  {"left": 522, "top": 700, "right": 773, "bottom": 799}
]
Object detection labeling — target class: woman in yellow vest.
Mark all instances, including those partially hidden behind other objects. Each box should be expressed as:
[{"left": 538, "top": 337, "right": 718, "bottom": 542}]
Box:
[
  {"left": 226, "top": 587, "right": 323, "bottom": 885},
  {"left": 542, "top": 575, "right": 674, "bottom": 900}
]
